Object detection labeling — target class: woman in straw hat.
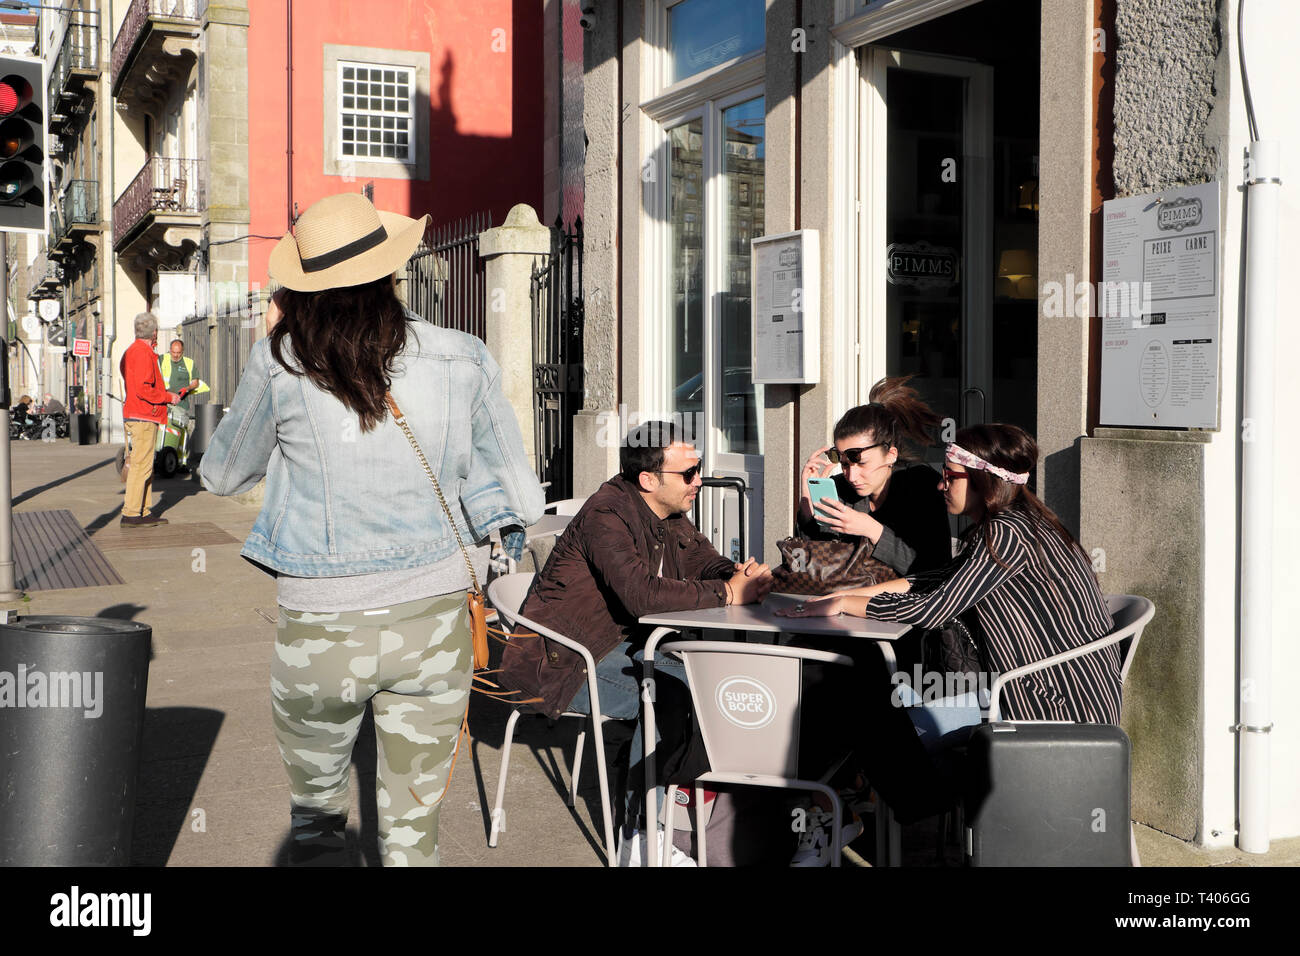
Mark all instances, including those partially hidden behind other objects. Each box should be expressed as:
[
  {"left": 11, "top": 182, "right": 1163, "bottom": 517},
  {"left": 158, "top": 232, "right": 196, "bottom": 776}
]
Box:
[{"left": 201, "top": 193, "right": 544, "bottom": 865}]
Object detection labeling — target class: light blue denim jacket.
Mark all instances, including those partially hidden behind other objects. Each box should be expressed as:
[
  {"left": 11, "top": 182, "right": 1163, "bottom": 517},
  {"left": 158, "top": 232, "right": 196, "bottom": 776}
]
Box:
[{"left": 199, "top": 316, "right": 545, "bottom": 576}]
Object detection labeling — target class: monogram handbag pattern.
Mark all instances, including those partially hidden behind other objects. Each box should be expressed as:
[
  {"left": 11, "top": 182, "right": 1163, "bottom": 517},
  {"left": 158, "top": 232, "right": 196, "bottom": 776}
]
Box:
[{"left": 771, "top": 536, "right": 899, "bottom": 596}]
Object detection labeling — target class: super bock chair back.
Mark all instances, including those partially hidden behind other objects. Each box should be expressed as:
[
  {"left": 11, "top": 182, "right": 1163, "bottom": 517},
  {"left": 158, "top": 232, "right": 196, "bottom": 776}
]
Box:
[{"left": 660, "top": 641, "right": 853, "bottom": 778}]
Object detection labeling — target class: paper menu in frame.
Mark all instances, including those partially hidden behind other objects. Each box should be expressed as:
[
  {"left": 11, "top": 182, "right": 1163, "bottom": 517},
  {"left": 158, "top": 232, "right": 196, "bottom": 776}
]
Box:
[
  {"left": 752, "top": 230, "right": 820, "bottom": 385},
  {"left": 1099, "top": 181, "right": 1221, "bottom": 429}
]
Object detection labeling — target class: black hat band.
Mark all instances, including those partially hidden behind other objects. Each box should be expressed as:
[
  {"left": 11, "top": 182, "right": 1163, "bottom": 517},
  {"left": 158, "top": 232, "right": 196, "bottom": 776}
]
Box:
[{"left": 299, "top": 224, "right": 389, "bottom": 273}]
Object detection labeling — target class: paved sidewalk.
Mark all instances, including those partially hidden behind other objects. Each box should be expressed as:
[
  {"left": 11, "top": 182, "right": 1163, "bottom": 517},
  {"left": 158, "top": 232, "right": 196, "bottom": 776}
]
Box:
[
  {"left": 9, "top": 441, "right": 1300, "bottom": 867},
  {"left": 9, "top": 441, "right": 604, "bottom": 867}
]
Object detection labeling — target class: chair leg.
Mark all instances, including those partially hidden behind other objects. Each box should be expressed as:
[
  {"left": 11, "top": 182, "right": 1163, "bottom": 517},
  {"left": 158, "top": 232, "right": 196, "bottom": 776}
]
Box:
[
  {"left": 663, "top": 785, "right": 679, "bottom": 868},
  {"left": 570, "top": 725, "right": 586, "bottom": 808},
  {"left": 489, "top": 707, "right": 522, "bottom": 848},
  {"left": 588, "top": 712, "right": 617, "bottom": 867},
  {"left": 695, "top": 784, "right": 707, "bottom": 867}
]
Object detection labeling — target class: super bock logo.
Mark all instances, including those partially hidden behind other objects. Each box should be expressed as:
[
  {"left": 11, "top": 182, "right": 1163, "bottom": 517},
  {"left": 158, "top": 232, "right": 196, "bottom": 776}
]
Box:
[{"left": 715, "top": 676, "right": 777, "bottom": 730}]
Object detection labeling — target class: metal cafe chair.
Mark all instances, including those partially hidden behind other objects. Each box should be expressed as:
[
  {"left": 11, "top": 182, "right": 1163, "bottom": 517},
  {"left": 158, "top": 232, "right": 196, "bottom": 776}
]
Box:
[
  {"left": 976, "top": 593, "right": 1156, "bottom": 865},
  {"left": 642, "top": 636, "right": 855, "bottom": 867},
  {"left": 485, "top": 572, "right": 618, "bottom": 866}
]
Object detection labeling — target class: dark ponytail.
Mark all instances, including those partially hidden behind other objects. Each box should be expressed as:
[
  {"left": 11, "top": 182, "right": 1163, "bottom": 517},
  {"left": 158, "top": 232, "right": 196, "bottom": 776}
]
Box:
[{"left": 833, "top": 375, "right": 942, "bottom": 459}]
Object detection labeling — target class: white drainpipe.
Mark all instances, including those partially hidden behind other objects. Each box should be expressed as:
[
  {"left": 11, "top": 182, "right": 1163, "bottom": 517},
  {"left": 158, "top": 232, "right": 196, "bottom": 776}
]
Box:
[{"left": 1237, "top": 138, "right": 1280, "bottom": 853}]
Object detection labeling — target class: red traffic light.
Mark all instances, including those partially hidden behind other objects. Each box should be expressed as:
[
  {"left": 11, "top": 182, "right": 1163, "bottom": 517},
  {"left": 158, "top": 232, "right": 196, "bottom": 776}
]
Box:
[{"left": 0, "top": 82, "right": 16, "bottom": 117}]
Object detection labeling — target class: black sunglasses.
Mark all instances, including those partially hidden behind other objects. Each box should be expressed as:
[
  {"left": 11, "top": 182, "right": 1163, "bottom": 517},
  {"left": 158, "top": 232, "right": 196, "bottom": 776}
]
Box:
[
  {"left": 828, "top": 442, "right": 887, "bottom": 466},
  {"left": 654, "top": 464, "right": 702, "bottom": 483}
]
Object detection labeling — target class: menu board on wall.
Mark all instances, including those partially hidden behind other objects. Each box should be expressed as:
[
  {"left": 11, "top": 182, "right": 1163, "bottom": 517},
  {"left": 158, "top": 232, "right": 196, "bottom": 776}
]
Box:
[
  {"left": 751, "top": 230, "right": 820, "bottom": 385},
  {"left": 1099, "top": 181, "right": 1221, "bottom": 429}
]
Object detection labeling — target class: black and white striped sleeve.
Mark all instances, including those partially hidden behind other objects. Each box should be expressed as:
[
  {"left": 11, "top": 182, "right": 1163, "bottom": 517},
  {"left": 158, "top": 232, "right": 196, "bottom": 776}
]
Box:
[{"left": 866, "top": 519, "right": 1030, "bottom": 628}]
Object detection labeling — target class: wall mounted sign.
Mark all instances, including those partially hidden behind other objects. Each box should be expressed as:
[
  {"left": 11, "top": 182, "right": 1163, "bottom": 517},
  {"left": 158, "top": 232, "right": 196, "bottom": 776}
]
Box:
[
  {"left": 1100, "top": 181, "right": 1221, "bottom": 429},
  {"left": 886, "top": 240, "right": 959, "bottom": 289},
  {"left": 72, "top": 338, "right": 91, "bottom": 357},
  {"left": 751, "top": 230, "right": 820, "bottom": 385}
]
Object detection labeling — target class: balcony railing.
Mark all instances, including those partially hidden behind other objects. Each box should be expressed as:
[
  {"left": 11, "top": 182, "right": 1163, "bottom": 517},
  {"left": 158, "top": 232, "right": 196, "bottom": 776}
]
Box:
[
  {"left": 113, "top": 157, "right": 204, "bottom": 249},
  {"left": 54, "top": 180, "right": 99, "bottom": 244},
  {"left": 112, "top": 0, "right": 204, "bottom": 87},
  {"left": 48, "top": 17, "right": 99, "bottom": 109}
]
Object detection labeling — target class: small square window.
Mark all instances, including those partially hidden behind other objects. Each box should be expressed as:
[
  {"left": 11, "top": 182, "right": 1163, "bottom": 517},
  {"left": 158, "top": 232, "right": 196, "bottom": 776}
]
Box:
[{"left": 336, "top": 59, "right": 416, "bottom": 166}]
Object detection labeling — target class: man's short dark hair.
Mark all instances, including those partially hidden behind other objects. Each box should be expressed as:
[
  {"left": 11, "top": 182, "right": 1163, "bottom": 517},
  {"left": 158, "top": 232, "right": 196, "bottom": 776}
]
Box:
[
  {"left": 620, "top": 420, "right": 683, "bottom": 484},
  {"left": 170, "top": 339, "right": 183, "bottom": 348}
]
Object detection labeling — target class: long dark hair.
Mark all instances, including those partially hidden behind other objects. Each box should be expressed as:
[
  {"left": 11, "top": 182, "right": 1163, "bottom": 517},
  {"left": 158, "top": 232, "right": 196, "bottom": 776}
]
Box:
[
  {"left": 955, "top": 423, "right": 1089, "bottom": 570},
  {"left": 269, "top": 276, "right": 408, "bottom": 433},
  {"left": 833, "top": 375, "right": 942, "bottom": 459}
]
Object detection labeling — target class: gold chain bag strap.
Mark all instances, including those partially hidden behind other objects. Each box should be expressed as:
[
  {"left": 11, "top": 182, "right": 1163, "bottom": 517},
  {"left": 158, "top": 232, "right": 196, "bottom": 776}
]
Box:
[{"left": 383, "top": 393, "right": 541, "bottom": 705}]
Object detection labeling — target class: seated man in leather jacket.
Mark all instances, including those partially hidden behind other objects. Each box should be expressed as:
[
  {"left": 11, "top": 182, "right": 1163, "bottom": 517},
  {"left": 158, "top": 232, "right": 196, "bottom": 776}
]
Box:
[{"left": 500, "top": 420, "right": 772, "bottom": 864}]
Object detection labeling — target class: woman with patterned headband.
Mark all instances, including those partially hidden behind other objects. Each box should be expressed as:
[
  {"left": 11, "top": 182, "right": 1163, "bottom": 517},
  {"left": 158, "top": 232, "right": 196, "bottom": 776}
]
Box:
[
  {"left": 784, "top": 422, "right": 1119, "bottom": 724},
  {"left": 780, "top": 423, "right": 1119, "bottom": 822}
]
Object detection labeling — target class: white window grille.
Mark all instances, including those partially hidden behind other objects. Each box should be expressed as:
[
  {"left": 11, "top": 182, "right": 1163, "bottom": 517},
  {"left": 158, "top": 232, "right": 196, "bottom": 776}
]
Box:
[{"left": 338, "top": 62, "right": 415, "bottom": 163}]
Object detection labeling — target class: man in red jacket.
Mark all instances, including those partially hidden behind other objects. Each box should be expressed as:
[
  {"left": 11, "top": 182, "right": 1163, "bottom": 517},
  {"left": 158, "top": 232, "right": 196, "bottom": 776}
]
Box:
[{"left": 119, "top": 312, "right": 182, "bottom": 527}]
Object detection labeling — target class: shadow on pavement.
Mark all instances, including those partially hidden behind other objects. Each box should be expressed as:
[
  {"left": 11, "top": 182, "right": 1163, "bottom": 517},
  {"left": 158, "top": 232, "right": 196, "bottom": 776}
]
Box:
[
  {"left": 131, "top": 706, "right": 225, "bottom": 866},
  {"left": 11, "top": 455, "right": 118, "bottom": 508}
]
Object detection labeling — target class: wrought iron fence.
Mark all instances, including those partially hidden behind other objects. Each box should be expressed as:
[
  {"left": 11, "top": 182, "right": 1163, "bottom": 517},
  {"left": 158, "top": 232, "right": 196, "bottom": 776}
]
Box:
[
  {"left": 406, "top": 211, "right": 490, "bottom": 340},
  {"left": 112, "top": 0, "right": 203, "bottom": 84},
  {"left": 113, "top": 157, "right": 204, "bottom": 248},
  {"left": 49, "top": 15, "right": 99, "bottom": 108},
  {"left": 178, "top": 291, "right": 263, "bottom": 406},
  {"left": 531, "top": 218, "right": 584, "bottom": 500}
]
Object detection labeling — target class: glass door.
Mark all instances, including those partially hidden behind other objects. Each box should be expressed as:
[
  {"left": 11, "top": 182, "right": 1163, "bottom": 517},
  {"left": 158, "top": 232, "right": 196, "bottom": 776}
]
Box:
[
  {"left": 666, "top": 92, "right": 765, "bottom": 561},
  {"left": 861, "top": 49, "right": 995, "bottom": 453}
]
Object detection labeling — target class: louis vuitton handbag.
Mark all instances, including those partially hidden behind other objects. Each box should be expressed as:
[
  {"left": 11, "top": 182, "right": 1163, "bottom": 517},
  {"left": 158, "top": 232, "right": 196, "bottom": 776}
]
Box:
[{"left": 771, "top": 536, "right": 899, "bottom": 596}]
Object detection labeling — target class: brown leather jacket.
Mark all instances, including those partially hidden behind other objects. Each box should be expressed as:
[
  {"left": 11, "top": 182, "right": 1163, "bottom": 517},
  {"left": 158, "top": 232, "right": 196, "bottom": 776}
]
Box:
[{"left": 499, "top": 475, "right": 735, "bottom": 718}]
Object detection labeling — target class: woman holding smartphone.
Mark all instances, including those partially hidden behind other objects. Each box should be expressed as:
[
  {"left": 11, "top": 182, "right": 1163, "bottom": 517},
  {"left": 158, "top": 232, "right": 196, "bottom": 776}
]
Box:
[
  {"left": 782, "top": 424, "right": 1119, "bottom": 822},
  {"left": 797, "top": 376, "right": 950, "bottom": 576}
]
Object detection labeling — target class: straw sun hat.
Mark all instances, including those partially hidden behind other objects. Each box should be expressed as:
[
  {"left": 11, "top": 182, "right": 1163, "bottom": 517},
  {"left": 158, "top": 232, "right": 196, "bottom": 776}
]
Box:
[{"left": 268, "top": 192, "right": 430, "bottom": 292}]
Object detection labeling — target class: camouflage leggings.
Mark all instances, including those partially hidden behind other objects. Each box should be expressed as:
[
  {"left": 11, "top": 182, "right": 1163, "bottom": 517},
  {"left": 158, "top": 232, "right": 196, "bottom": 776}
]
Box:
[{"left": 271, "top": 591, "right": 473, "bottom": 866}]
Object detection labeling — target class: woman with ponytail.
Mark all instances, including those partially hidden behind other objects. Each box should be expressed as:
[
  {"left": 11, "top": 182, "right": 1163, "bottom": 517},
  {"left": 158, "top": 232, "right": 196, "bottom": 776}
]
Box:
[
  {"left": 782, "top": 423, "right": 1118, "bottom": 823},
  {"left": 798, "top": 376, "right": 951, "bottom": 575},
  {"left": 786, "top": 423, "right": 1120, "bottom": 725}
]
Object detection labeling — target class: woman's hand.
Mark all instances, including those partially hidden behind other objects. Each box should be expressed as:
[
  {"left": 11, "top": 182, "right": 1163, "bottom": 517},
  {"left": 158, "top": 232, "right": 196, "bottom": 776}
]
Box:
[
  {"left": 801, "top": 445, "right": 836, "bottom": 486},
  {"left": 812, "top": 497, "right": 882, "bottom": 540},
  {"left": 776, "top": 595, "right": 845, "bottom": 618}
]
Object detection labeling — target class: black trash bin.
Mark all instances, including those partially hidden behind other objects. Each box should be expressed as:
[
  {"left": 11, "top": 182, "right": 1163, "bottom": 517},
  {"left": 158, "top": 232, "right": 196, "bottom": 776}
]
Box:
[
  {"left": 189, "top": 402, "right": 225, "bottom": 458},
  {"left": 0, "top": 616, "right": 152, "bottom": 865},
  {"left": 69, "top": 412, "right": 98, "bottom": 445}
]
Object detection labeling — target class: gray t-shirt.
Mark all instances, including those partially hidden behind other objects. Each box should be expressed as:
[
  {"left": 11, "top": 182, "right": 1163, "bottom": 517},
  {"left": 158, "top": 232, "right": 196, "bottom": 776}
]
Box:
[{"left": 276, "top": 543, "right": 491, "bottom": 612}]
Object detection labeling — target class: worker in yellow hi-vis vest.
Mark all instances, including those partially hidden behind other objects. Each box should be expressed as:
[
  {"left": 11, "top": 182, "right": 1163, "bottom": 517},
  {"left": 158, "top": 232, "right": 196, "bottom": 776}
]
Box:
[{"left": 158, "top": 338, "right": 210, "bottom": 420}]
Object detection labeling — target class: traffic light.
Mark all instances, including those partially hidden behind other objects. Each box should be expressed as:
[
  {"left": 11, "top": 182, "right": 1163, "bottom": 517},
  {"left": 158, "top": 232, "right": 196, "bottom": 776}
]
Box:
[{"left": 0, "top": 56, "right": 45, "bottom": 233}]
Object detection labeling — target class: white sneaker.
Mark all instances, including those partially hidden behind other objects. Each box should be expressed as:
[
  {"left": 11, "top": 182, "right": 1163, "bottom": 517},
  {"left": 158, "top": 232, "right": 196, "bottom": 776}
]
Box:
[
  {"left": 791, "top": 808, "right": 864, "bottom": 867},
  {"left": 617, "top": 828, "right": 697, "bottom": 867}
]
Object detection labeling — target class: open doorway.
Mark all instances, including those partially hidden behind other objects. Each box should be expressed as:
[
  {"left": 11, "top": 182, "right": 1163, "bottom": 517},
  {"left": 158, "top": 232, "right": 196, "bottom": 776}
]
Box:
[{"left": 859, "top": 0, "right": 1041, "bottom": 450}]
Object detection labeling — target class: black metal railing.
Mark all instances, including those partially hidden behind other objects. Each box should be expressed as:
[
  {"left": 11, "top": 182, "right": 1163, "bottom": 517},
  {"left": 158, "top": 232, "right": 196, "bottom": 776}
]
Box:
[
  {"left": 406, "top": 211, "right": 491, "bottom": 341},
  {"left": 49, "top": 15, "right": 99, "bottom": 107},
  {"left": 531, "top": 218, "right": 584, "bottom": 499},
  {"left": 56, "top": 180, "right": 99, "bottom": 241},
  {"left": 112, "top": 0, "right": 203, "bottom": 86},
  {"left": 113, "top": 157, "right": 204, "bottom": 248}
]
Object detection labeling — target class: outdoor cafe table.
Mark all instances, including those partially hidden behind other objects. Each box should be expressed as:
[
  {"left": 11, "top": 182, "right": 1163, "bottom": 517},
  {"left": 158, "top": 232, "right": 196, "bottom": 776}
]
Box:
[{"left": 636, "top": 594, "right": 911, "bottom": 865}]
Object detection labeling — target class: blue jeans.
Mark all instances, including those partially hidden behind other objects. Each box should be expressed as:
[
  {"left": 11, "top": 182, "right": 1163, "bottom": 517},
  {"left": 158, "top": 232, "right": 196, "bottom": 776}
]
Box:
[{"left": 567, "top": 641, "right": 689, "bottom": 836}]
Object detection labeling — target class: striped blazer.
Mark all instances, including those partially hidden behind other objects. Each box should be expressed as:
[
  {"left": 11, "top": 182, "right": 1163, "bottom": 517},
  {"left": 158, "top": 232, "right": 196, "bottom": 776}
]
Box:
[{"left": 868, "top": 507, "right": 1121, "bottom": 723}]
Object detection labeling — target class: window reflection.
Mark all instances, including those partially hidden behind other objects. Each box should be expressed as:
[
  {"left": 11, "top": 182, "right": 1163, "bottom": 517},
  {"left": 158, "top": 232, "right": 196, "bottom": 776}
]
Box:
[{"left": 669, "top": 0, "right": 765, "bottom": 84}]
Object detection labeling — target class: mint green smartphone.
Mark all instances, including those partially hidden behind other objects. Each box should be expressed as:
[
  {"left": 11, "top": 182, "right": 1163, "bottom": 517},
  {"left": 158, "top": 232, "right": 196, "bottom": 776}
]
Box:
[{"left": 808, "top": 477, "right": 840, "bottom": 529}]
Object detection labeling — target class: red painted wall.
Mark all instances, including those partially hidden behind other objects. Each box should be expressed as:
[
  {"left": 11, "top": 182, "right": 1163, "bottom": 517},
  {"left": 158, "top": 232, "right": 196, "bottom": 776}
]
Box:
[{"left": 247, "top": 0, "right": 543, "bottom": 286}]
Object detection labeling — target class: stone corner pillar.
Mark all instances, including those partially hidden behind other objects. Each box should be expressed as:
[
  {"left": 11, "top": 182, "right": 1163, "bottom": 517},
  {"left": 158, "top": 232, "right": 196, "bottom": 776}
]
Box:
[{"left": 479, "top": 204, "right": 552, "bottom": 469}]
